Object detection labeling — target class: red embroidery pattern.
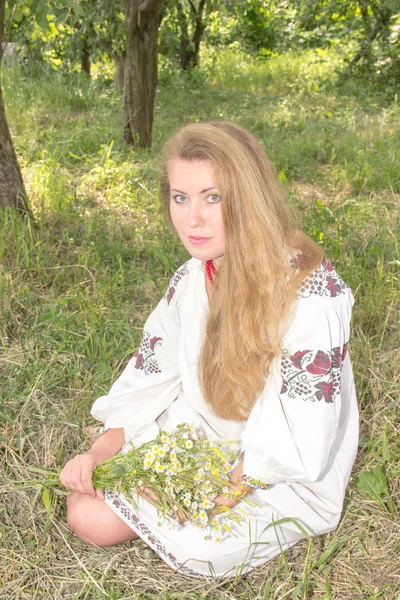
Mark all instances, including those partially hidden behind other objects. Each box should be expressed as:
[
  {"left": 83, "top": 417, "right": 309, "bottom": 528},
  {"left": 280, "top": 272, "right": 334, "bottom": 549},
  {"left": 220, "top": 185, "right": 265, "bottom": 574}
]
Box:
[
  {"left": 133, "top": 332, "right": 163, "bottom": 375},
  {"left": 296, "top": 259, "right": 349, "bottom": 299},
  {"left": 281, "top": 344, "right": 348, "bottom": 403},
  {"left": 164, "top": 261, "right": 190, "bottom": 305},
  {"left": 104, "top": 490, "right": 202, "bottom": 577}
]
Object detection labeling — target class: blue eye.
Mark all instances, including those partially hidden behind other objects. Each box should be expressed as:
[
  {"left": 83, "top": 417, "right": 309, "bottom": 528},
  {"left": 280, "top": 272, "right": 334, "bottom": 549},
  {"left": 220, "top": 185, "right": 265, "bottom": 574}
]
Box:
[
  {"left": 207, "top": 194, "right": 220, "bottom": 204},
  {"left": 172, "top": 194, "right": 187, "bottom": 204}
]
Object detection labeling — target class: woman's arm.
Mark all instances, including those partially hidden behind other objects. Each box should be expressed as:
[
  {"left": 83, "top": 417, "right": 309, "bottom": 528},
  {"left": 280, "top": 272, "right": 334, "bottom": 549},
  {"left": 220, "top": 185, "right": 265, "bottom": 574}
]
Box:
[{"left": 88, "top": 427, "right": 125, "bottom": 463}]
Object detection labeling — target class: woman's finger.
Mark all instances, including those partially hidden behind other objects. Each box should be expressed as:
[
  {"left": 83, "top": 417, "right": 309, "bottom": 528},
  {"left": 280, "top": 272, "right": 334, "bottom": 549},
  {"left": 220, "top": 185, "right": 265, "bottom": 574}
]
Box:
[
  {"left": 140, "top": 486, "right": 159, "bottom": 503},
  {"left": 80, "top": 460, "right": 96, "bottom": 497},
  {"left": 95, "top": 488, "right": 105, "bottom": 501}
]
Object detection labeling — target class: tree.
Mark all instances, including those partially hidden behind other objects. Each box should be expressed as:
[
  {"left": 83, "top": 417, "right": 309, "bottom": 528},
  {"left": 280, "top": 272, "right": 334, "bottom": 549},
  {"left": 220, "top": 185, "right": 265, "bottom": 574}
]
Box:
[
  {"left": 58, "top": 0, "right": 126, "bottom": 88},
  {"left": 176, "top": 0, "right": 207, "bottom": 70},
  {"left": 0, "top": 0, "right": 29, "bottom": 212},
  {"left": 122, "top": 0, "right": 165, "bottom": 147}
]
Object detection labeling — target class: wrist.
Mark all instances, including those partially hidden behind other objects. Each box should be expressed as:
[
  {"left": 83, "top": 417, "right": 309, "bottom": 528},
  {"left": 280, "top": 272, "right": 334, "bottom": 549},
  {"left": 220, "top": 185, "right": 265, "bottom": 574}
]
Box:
[{"left": 87, "top": 445, "right": 112, "bottom": 465}]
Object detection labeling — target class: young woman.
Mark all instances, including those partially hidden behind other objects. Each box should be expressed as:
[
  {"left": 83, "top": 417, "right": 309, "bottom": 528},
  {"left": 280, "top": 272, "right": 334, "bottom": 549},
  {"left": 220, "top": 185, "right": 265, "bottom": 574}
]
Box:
[{"left": 60, "top": 122, "right": 358, "bottom": 578}]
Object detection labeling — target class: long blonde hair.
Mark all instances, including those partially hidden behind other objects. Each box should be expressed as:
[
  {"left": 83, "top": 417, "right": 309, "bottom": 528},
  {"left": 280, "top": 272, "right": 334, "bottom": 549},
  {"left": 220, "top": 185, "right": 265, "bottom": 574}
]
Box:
[{"left": 159, "top": 122, "right": 323, "bottom": 421}]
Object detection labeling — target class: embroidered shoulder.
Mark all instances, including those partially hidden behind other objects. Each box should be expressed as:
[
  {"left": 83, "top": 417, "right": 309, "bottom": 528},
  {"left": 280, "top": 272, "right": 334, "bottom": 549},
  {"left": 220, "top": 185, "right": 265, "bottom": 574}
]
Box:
[
  {"left": 296, "top": 259, "right": 350, "bottom": 299},
  {"left": 133, "top": 332, "right": 163, "bottom": 375},
  {"left": 163, "top": 260, "right": 191, "bottom": 306}
]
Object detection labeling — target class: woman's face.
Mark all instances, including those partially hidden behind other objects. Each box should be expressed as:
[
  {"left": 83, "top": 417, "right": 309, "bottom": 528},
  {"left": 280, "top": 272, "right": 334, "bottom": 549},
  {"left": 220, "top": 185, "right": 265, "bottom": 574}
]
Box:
[{"left": 169, "top": 159, "right": 225, "bottom": 265}]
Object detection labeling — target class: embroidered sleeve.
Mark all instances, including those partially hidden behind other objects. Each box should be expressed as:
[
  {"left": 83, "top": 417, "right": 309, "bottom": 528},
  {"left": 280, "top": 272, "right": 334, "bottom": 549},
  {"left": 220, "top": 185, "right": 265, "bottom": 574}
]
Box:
[
  {"left": 280, "top": 344, "right": 348, "bottom": 404},
  {"left": 91, "top": 261, "right": 192, "bottom": 442},
  {"left": 242, "top": 279, "right": 355, "bottom": 486}
]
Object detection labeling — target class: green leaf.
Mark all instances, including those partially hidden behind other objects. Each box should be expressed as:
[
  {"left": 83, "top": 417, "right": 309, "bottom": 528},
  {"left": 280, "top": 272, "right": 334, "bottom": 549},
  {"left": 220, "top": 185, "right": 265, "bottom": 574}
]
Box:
[
  {"left": 0, "top": 410, "right": 16, "bottom": 424},
  {"left": 356, "top": 466, "right": 388, "bottom": 501},
  {"left": 110, "top": 464, "right": 126, "bottom": 475},
  {"left": 42, "top": 487, "right": 51, "bottom": 510}
]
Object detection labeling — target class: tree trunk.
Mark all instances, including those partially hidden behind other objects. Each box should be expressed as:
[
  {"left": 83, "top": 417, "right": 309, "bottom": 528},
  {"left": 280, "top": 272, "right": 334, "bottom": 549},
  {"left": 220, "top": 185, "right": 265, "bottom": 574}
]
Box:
[
  {"left": 189, "top": 0, "right": 206, "bottom": 69},
  {"left": 0, "top": 0, "right": 30, "bottom": 212},
  {"left": 122, "top": 0, "right": 164, "bottom": 147},
  {"left": 113, "top": 52, "right": 126, "bottom": 91},
  {"left": 81, "top": 36, "right": 91, "bottom": 76},
  {"left": 178, "top": 0, "right": 206, "bottom": 71},
  {"left": 177, "top": 1, "right": 191, "bottom": 70}
]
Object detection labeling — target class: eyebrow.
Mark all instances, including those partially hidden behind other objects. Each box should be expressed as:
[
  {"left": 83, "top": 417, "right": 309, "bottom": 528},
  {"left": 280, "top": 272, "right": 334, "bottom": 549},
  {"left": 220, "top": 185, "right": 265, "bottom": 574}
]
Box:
[{"left": 171, "top": 187, "right": 219, "bottom": 194}]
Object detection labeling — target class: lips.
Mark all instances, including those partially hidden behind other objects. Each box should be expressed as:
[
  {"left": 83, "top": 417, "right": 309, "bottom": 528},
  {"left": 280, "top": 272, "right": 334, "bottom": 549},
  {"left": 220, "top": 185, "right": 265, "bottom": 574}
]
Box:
[{"left": 188, "top": 236, "right": 211, "bottom": 245}]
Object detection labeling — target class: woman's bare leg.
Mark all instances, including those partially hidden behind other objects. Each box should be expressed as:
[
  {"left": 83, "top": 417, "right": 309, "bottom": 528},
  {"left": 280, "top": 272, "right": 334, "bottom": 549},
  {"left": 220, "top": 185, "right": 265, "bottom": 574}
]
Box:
[{"left": 66, "top": 492, "right": 138, "bottom": 546}]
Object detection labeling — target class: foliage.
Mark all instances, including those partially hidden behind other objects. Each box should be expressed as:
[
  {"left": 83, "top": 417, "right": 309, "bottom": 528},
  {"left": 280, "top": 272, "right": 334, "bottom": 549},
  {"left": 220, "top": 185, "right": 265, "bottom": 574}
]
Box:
[
  {"left": 356, "top": 465, "right": 394, "bottom": 512},
  {"left": 213, "top": 0, "right": 297, "bottom": 54},
  {"left": 5, "top": 0, "right": 125, "bottom": 71},
  {"left": 4, "top": 0, "right": 400, "bottom": 82},
  {"left": 158, "top": 0, "right": 212, "bottom": 69}
]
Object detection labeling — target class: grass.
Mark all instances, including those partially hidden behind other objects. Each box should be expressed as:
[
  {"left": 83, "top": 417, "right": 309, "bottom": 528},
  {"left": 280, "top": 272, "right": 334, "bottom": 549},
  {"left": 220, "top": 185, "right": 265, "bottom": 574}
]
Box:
[{"left": 1, "top": 46, "right": 399, "bottom": 598}]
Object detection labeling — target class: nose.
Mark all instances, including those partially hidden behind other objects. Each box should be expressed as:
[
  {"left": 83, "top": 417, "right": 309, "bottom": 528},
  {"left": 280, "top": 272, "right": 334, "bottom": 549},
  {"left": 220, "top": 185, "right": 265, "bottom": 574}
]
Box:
[{"left": 187, "top": 201, "right": 205, "bottom": 228}]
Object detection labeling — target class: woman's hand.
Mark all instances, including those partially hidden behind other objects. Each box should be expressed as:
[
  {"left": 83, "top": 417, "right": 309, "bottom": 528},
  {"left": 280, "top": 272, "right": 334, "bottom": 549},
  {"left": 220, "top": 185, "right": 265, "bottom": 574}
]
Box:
[
  {"left": 139, "top": 486, "right": 186, "bottom": 523},
  {"left": 59, "top": 451, "right": 105, "bottom": 500},
  {"left": 59, "top": 427, "right": 125, "bottom": 500},
  {"left": 212, "top": 459, "right": 252, "bottom": 513}
]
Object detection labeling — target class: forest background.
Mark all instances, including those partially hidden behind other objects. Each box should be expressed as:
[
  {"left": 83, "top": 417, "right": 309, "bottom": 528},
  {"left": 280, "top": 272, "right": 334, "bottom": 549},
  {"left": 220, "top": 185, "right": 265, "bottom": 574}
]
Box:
[{"left": 0, "top": 0, "right": 399, "bottom": 598}]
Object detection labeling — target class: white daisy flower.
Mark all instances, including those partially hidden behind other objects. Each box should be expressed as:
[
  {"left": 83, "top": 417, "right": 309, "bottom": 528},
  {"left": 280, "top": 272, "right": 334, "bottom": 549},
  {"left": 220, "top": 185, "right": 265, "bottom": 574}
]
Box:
[{"left": 185, "top": 439, "right": 193, "bottom": 449}]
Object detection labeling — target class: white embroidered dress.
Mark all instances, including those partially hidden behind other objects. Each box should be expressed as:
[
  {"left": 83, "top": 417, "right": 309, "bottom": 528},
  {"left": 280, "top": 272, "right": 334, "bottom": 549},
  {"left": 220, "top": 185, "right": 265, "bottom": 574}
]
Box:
[{"left": 91, "top": 258, "right": 358, "bottom": 578}]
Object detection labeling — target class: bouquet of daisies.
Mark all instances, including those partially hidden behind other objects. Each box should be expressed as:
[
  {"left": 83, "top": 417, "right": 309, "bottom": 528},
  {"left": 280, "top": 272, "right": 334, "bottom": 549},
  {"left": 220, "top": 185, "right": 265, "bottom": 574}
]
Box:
[{"left": 34, "top": 424, "right": 263, "bottom": 541}]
